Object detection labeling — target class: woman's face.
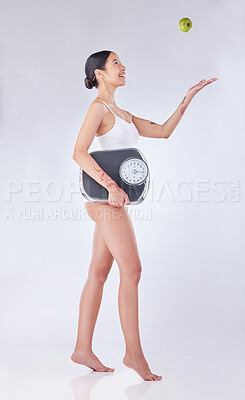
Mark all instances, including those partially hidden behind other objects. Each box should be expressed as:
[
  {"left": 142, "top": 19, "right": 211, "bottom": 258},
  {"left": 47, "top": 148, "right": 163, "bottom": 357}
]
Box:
[{"left": 98, "top": 52, "right": 126, "bottom": 87}]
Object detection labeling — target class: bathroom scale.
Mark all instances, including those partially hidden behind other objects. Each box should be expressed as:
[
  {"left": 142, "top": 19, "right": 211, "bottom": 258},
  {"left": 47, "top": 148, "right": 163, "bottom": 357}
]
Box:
[{"left": 79, "top": 147, "right": 150, "bottom": 205}]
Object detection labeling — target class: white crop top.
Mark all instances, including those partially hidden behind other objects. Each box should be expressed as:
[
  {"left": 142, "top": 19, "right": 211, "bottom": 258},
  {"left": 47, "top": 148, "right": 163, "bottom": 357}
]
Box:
[{"left": 94, "top": 100, "right": 139, "bottom": 150}]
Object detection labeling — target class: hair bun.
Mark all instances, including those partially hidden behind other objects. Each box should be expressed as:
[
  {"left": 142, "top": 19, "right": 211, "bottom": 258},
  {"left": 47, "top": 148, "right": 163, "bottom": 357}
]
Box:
[{"left": 84, "top": 77, "right": 94, "bottom": 89}]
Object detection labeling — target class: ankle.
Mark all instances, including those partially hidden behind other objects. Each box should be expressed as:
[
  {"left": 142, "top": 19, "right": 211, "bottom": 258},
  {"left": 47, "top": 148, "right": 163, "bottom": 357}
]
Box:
[
  {"left": 74, "top": 344, "right": 93, "bottom": 354},
  {"left": 125, "top": 346, "right": 144, "bottom": 359}
]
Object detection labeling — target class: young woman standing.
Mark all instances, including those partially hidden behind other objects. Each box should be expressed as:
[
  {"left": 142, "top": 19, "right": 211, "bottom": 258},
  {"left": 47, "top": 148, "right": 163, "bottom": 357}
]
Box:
[{"left": 71, "top": 50, "right": 218, "bottom": 381}]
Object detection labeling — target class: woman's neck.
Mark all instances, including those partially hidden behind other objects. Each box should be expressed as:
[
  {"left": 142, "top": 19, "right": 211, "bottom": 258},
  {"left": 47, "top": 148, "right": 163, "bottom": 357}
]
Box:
[{"left": 96, "top": 87, "right": 116, "bottom": 106}]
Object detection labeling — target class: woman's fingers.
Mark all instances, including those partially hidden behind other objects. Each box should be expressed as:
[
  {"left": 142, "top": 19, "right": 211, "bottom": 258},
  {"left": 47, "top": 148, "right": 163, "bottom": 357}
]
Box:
[
  {"left": 126, "top": 195, "right": 130, "bottom": 205},
  {"left": 199, "top": 77, "right": 218, "bottom": 86},
  {"left": 204, "top": 78, "right": 218, "bottom": 86},
  {"left": 198, "top": 78, "right": 218, "bottom": 90}
]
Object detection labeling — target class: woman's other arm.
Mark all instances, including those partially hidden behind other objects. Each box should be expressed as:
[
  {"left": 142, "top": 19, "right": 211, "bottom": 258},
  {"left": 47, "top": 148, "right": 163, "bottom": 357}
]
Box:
[{"left": 126, "top": 77, "right": 218, "bottom": 139}]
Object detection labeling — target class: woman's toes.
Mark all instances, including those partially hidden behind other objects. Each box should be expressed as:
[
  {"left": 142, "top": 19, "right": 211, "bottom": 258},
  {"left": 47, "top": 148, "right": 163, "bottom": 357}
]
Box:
[
  {"left": 153, "top": 374, "right": 162, "bottom": 380},
  {"left": 99, "top": 367, "right": 114, "bottom": 372},
  {"left": 104, "top": 365, "right": 115, "bottom": 372}
]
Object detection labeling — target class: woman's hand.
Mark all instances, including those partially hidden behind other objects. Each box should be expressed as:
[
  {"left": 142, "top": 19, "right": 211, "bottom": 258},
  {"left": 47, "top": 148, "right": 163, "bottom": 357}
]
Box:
[
  {"left": 108, "top": 187, "right": 130, "bottom": 207},
  {"left": 187, "top": 77, "right": 218, "bottom": 97}
]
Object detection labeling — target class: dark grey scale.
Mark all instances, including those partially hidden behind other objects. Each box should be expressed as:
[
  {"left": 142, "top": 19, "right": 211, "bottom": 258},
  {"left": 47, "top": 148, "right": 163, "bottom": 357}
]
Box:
[{"left": 79, "top": 148, "right": 150, "bottom": 205}]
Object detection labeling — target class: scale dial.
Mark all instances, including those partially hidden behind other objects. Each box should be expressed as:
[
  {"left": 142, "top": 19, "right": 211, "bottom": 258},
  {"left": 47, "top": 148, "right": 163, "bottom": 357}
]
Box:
[{"left": 119, "top": 158, "right": 148, "bottom": 185}]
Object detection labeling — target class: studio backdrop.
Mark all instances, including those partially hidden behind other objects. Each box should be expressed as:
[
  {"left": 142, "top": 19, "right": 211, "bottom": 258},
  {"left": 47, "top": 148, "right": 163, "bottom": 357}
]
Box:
[{"left": 0, "top": 0, "right": 244, "bottom": 399}]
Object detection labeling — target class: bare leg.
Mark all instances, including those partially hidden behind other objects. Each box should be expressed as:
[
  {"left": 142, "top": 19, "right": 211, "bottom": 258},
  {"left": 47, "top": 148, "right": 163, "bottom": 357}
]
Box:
[
  {"left": 71, "top": 222, "right": 115, "bottom": 372},
  {"left": 85, "top": 202, "right": 162, "bottom": 381}
]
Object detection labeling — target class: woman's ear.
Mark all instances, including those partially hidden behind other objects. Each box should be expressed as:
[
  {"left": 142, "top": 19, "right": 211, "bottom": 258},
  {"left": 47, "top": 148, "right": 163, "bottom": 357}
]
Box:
[{"left": 95, "top": 69, "right": 104, "bottom": 82}]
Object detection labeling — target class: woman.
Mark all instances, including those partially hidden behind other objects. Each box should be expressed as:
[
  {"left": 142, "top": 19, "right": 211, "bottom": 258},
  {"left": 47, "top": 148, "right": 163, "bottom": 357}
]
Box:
[{"left": 71, "top": 50, "right": 218, "bottom": 381}]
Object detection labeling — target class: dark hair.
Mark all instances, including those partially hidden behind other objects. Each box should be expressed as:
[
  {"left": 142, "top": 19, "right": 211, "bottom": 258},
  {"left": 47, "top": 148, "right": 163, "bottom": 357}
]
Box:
[{"left": 84, "top": 50, "right": 112, "bottom": 89}]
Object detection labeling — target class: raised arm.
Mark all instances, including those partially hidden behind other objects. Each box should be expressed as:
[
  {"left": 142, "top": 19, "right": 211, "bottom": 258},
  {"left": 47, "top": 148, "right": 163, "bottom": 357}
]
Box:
[
  {"left": 72, "top": 101, "right": 120, "bottom": 193},
  {"left": 125, "top": 93, "right": 193, "bottom": 140},
  {"left": 125, "top": 77, "right": 218, "bottom": 139}
]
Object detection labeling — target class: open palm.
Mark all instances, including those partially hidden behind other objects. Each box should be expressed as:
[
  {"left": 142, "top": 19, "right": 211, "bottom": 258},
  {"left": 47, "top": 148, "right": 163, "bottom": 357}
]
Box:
[{"left": 188, "top": 78, "right": 218, "bottom": 96}]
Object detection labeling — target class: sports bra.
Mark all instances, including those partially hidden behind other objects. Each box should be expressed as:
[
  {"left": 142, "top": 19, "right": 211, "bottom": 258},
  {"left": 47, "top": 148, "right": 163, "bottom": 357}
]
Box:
[{"left": 93, "top": 99, "right": 139, "bottom": 150}]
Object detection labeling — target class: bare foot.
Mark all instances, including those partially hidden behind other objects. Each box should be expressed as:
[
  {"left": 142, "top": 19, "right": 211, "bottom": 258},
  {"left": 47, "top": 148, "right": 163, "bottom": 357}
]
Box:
[
  {"left": 71, "top": 349, "right": 115, "bottom": 372},
  {"left": 123, "top": 353, "right": 162, "bottom": 381}
]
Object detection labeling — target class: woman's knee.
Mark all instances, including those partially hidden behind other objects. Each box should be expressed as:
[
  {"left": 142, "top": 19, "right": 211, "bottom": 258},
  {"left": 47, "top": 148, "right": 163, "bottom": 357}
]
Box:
[
  {"left": 88, "top": 261, "right": 113, "bottom": 284},
  {"left": 120, "top": 262, "right": 142, "bottom": 283}
]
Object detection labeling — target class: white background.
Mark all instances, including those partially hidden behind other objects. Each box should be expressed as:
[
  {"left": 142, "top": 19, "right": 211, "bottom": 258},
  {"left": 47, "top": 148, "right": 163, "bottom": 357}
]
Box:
[{"left": 0, "top": 0, "right": 244, "bottom": 399}]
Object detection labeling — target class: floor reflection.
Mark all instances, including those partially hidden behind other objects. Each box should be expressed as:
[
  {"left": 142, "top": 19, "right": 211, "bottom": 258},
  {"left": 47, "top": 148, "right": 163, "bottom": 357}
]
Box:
[{"left": 70, "top": 371, "right": 161, "bottom": 400}]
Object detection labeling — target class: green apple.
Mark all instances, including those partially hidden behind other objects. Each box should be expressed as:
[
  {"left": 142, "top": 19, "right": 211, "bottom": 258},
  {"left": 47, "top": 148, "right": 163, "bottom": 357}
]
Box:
[{"left": 178, "top": 17, "right": 192, "bottom": 32}]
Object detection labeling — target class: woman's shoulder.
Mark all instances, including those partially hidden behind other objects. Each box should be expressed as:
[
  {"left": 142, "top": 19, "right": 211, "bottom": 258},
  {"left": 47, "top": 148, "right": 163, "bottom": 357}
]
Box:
[
  {"left": 87, "top": 99, "right": 107, "bottom": 116},
  {"left": 90, "top": 98, "right": 105, "bottom": 108},
  {"left": 90, "top": 98, "right": 133, "bottom": 120}
]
